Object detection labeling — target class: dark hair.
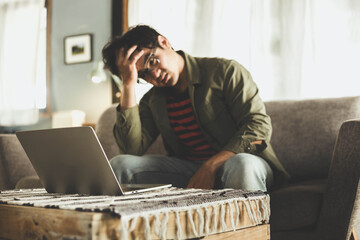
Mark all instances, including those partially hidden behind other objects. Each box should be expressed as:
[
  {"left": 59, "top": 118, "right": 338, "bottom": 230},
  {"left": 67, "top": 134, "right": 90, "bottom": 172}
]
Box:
[{"left": 102, "top": 25, "right": 162, "bottom": 76}]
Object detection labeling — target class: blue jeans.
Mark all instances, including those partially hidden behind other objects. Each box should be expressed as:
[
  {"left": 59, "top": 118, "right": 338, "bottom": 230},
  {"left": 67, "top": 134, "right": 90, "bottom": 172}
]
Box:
[{"left": 110, "top": 153, "right": 273, "bottom": 191}]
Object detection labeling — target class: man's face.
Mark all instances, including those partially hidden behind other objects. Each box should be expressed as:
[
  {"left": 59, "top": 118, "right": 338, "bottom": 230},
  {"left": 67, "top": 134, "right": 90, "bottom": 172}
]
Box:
[{"left": 135, "top": 43, "right": 180, "bottom": 88}]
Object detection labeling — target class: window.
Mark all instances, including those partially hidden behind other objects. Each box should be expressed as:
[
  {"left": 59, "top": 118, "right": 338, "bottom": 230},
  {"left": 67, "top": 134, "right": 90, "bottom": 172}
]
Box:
[
  {"left": 36, "top": 4, "right": 47, "bottom": 110},
  {"left": 122, "top": 0, "right": 360, "bottom": 101},
  {"left": 0, "top": 0, "right": 50, "bottom": 126}
]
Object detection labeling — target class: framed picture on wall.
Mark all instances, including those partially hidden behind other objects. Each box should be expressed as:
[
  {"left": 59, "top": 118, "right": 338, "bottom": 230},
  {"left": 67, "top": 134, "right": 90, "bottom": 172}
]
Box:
[{"left": 64, "top": 34, "right": 92, "bottom": 64}]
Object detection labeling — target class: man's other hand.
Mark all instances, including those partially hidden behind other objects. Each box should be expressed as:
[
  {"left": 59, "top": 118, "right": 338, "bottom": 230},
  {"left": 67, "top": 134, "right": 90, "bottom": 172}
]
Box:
[
  {"left": 187, "top": 164, "right": 216, "bottom": 189},
  {"left": 187, "top": 150, "right": 235, "bottom": 189}
]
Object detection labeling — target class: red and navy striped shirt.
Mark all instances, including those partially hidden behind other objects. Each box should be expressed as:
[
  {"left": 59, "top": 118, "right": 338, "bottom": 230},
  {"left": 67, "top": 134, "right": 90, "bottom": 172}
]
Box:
[{"left": 166, "top": 91, "right": 216, "bottom": 161}]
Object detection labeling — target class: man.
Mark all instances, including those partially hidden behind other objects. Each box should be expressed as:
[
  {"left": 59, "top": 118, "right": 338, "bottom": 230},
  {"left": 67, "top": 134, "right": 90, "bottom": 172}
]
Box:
[{"left": 102, "top": 25, "right": 289, "bottom": 191}]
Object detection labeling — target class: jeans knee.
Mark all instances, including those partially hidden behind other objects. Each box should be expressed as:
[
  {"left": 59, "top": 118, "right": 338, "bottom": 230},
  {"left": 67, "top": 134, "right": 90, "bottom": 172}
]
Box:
[
  {"left": 220, "top": 153, "right": 273, "bottom": 191},
  {"left": 225, "top": 153, "right": 261, "bottom": 173},
  {"left": 110, "top": 154, "right": 138, "bottom": 170},
  {"left": 109, "top": 154, "right": 144, "bottom": 183}
]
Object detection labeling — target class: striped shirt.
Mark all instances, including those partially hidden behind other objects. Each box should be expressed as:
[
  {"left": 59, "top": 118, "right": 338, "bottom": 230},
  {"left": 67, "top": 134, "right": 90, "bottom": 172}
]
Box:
[{"left": 166, "top": 91, "right": 216, "bottom": 161}]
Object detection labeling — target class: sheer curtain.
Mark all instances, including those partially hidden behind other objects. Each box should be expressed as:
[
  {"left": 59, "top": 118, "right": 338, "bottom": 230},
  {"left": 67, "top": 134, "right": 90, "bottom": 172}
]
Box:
[
  {"left": 128, "top": 0, "right": 360, "bottom": 101},
  {"left": 0, "top": 0, "right": 44, "bottom": 126}
]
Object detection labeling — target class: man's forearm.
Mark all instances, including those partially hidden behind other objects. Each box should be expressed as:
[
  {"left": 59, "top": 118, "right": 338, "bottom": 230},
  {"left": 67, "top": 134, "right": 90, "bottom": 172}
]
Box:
[
  {"left": 120, "top": 85, "right": 137, "bottom": 111},
  {"left": 203, "top": 141, "right": 262, "bottom": 172}
]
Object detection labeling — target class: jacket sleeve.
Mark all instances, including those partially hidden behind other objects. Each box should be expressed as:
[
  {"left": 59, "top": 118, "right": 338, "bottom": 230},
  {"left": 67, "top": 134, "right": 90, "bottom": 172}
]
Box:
[
  {"left": 221, "top": 60, "right": 272, "bottom": 154},
  {"left": 113, "top": 91, "right": 159, "bottom": 155}
]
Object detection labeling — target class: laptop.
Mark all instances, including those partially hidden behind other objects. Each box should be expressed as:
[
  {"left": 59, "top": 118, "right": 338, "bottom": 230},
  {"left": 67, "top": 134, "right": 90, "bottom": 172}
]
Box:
[{"left": 16, "top": 126, "right": 171, "bottom": 196}]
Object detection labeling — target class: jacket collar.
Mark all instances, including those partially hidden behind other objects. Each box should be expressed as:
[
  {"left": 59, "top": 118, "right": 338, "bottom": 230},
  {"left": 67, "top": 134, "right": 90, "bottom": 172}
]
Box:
[{"left": 177, "top": 50, "right": 202, "bottom": 86}]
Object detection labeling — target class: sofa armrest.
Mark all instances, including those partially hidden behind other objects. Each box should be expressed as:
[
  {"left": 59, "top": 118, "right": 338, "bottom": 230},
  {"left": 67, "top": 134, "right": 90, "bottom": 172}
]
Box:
[
  {"left": 96, "top": 105, "right": 121, "bottom": 160},
  {"left": 317, "top": 119, "right": 360, "bottom": 240},
  {"left": 0, "top": 134, "right": 38, "bottom": 190}
]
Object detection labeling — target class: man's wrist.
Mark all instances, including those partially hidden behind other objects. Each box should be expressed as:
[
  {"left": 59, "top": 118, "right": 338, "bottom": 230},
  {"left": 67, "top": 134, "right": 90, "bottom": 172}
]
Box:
[
  {"left": 203, "top": 159, "right": 218, "bottom": 173},
  {"left": 120, "top": 84, "right": 137, "bottom": 110},
  {"left": 122, "top": 83, "right": 136, "bottom": 91},
  {"left": 203, "top": 150, "right": 235, "bottom": 173}
]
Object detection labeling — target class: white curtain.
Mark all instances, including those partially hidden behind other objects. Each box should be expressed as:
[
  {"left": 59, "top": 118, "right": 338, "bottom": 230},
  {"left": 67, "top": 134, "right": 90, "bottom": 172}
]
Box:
[
  {"left": 0, "top": 0, "right": 44, "bottom": 126},
  {"left": 128, "top": 0, "right": 360, "bottom": 101}
]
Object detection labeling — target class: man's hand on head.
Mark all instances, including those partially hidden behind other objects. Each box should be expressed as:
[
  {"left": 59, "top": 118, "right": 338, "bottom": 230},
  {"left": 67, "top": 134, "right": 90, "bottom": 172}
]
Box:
[
  {"left": 117, "top": 45, "right": 144, "bottom": 110},
  {"left": 116, "top": 45, "right": 144, "bottom": 88}
]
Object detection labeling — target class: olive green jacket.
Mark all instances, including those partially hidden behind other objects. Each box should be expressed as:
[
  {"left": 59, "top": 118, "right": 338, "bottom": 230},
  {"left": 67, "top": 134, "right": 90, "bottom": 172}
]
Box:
[{"left": 114, "top": 51, "right": 290, "bottom": 187}]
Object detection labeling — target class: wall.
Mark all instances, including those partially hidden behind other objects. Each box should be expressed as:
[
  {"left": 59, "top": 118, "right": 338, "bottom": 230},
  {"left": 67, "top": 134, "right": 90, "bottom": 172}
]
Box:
[{"left": 51, "top": 0, "right": 112, "bottom": 124}]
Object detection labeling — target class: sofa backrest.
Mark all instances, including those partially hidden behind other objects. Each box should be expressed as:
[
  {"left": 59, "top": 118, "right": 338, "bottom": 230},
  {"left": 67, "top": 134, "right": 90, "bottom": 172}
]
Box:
[
  {"left": 96, "top": 96, "right": 360, "bottom": 182},
  {"left": 265, "top": 96, "right": 360, "bottom": 181}
]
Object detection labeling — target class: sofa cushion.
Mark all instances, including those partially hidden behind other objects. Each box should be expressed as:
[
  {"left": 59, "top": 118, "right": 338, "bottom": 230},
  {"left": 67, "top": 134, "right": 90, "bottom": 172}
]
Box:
[
  {"left": 265, "top": 96, "right": 360, "bottom": 181},
  {"left": 270, "top": 179, "right": 327, "bottom": 231},
  {"left": 0, "top": 134, "right": 38, "bottom": 190}
]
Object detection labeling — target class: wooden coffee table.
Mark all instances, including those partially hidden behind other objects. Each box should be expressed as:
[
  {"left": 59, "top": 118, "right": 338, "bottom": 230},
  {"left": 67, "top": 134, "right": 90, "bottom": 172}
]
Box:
[{"left": 0, "top": 188, "right": 270, "bottom": 240}]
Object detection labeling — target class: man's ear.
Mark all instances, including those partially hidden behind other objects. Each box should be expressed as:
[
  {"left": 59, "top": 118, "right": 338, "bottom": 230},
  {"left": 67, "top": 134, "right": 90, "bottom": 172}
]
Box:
[{"left": 157, "top": 35, "right": 171, "bottom": 49}]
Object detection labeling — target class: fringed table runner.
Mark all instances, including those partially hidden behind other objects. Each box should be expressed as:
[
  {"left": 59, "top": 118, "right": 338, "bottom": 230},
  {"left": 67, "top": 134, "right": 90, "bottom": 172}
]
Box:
[{"left": 0, "top": 188, "right": 270, "bottom": 240}]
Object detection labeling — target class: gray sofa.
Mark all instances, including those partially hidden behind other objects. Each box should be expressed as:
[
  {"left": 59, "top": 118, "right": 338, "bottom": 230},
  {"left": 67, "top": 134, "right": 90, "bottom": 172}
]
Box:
[{"left": 1, "top": 96, "right": 360, "bottom": 240}]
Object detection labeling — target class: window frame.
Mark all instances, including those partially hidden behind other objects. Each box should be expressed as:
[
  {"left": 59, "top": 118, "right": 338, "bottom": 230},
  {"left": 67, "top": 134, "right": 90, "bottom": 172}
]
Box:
[
  {"left": 111, "top": 0, "right": 129, "bottom": 103},
  {"left": 41, "top": 0, "right": 52, "bottom": 116}
]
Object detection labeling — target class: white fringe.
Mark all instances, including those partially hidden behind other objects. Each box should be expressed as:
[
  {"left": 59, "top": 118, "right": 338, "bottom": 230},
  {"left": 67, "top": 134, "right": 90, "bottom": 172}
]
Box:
[
  {"left": 248, "top": 198, "right": 259, "bottom": 223},
  {"left": 244, "top": 199, "right": 256, "bottom": 224},
  {"left": 196, "top": 208, "right": 204, "bottom": 236},
  {"left": 220, "top": 204, "right": 227, "bottom": 231},
  {"left": 128, "top": 216, "right": 138, "bottom": 232},
  {"left": 204, "top": 206, "right": 211, "bottom": 235},
  {"left": 227, "top": 202, "right": 236, "bottom": 231},
  {"left": 175, "top": 211, "right": 182, "bottom": 240},
  {"left": 234, "top": 199, "right": 240, "bottom": 227},
  {"left": 187, "top": 210, "right": 198, "bottom": 237},
  {"left": 143, "top": 216, "right": 151, "bottom": 240},
  {"left": 153, "top": 213, "right": 161, "bottom": 236},
  {"left": 211, "top": 205, "right": 218, "bottom": 233},
  {"left": 120, "top": 216, "right": 130, "bottom": 240},
  {"left": 260, "top": 195, "right": 271, "bottom": 222},
  {"left": 256, "top": 200, "right": 262, "bottom": 222},
  {"left": 160, "top": 212, "right": 169, "bottom": 240}
]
